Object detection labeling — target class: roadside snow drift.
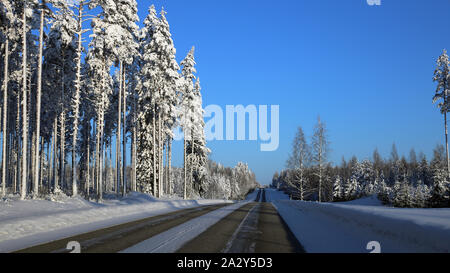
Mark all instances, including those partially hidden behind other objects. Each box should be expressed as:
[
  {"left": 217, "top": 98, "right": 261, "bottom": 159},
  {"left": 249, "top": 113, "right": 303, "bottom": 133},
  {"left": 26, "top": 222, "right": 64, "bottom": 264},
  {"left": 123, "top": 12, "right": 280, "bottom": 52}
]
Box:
[
  {"left": 0, "top": 192, "right": 232, "bottom": 252},
  {"left": 266, "top": 189, "right": 450, "bottom": 253}
]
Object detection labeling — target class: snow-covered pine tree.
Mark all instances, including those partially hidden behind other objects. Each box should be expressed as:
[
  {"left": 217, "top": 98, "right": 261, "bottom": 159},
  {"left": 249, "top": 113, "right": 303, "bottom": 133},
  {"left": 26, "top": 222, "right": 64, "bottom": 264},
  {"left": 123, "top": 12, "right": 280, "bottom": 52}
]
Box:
[
  {"left": 68, "top": 0, "right": 91, "bottom": 197},
  {"left": 19, "top": 0, "right": 39, "bottom": 199},
  {"left": 43, "top": 2, "right": 77, "bottom": 194},
  {"left": 332, "top": 175, "right": 343, "bottom": 201},
  {"left": 344, "top": 176, "right": 358, "bottom": 201},
  {"left": 377, "top": 175, "right": 391, "bottom": 204},
  {"left": 413, "top": 180, "right": 429, "bottom": 208},
  {"left": 32, "top": 0, "right": 52, "bottom": 198},
  {"left": 86, "top": 9, "right": 115, "bottom": 200},
  {"left": 393, "top": 179, "right": 411, "bottom": 208},
  {"left": 433, "top": 49, "right": 450, "bottom": 175},
  {"left": 158, "top": 8, "right": 180, "bottom": 197},
  {"left": 180, "top": 46, "right": 196, "bottom": 199},
  {"left": 136, "top": 5, "right": 158, "bottom": 195},
  {"left": 429, "top": 168, "right": 448, "bottom": 208},
  {"left": 188, "top": 77, "right": 210, "bottom": 187},
  {"left": 361, "top": 159, "right": 375, "bottom": 196},
  {"left": 88, "top": 0, "right": 138, "bottom": 197}
]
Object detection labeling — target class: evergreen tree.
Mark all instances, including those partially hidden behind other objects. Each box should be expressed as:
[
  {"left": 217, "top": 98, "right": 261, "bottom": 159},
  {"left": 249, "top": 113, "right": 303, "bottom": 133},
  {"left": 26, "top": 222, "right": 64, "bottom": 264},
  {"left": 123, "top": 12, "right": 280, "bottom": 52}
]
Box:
[
  {"left": 429, "top": 168, "right": 449, "bottom": 208},
  {"left": 393, "top": 179, "right": 411, "bottom": 208},
  {"left": 332, "top": 175, "right": 343, "bottom": 201},
  {"left": 433, "top": 49, "right": 450, "bottom": 175}
]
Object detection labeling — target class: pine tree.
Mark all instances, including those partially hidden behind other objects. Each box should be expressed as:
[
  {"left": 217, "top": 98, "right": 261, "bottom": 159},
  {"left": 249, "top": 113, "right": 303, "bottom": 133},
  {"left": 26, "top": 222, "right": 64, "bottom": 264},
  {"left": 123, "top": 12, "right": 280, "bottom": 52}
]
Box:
[
  {"left": 433, "top": 49, "right": 450, "bottom": 175},
  {"left": 429, "top": 168, "right": 448, "bottom": 208},
  {"left": 377, "top": 176, "right": 391, "bottom": 204},
  {"left": 158, "top": 8, "right": 180, "bottom": 197},
  {"left": 188, "top": 78, "right": 209, "bottom": 187},
  {"left": 136, "top": 5, "right": 158, "bottom": 196},
  {"left": 69, "top": 0, "right": 90, "bottom": 197},
  {"left": 180, "top": 46, "right": 197, "bottom": 199},
  {"left": 393, "top": 179, "right": 411, "bottom": 208},
  {"left": 332, "top": 175, "right": 343, "bottom": 201}
]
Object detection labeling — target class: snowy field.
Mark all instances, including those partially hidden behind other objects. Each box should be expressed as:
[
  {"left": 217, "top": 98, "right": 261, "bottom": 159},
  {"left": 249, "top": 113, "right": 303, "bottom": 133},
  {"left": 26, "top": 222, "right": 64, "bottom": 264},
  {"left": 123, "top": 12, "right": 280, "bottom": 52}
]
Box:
[
  {"left": 267, "top": 189, "right": 450, "bottom": 253},
  {"left": 0, "top": 192, "right": 233, "bottom": 252}
]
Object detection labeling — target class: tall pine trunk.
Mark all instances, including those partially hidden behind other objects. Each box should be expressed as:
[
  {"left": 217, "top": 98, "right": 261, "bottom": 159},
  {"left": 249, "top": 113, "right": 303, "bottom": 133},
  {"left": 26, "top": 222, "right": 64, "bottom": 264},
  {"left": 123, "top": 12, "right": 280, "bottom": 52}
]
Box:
[
  {"left": 86, "top": 125, "right": 90, "bottom": 196},
  {"left": 184, "top": 129, "right": 187, "bottom": 200},
  {"left": 53, "top": 118, "right": 58, "bottom": 190},
  {"left": 122, "top": 66, "right": 127, "bottom": 196},
  {"left": 20, "top": 3, "right": 28, "bottom": 200},
  {"left": 159, "top": 116, "right": 163, "bottom": 197},
  {"left": 168, "top": 139, "right": 172, "bottom": 195},
  {"left": 95, "top": 121, "right": 100, "bottom": 198},
  {"left": 152, "top": 104, "right": 156, "bottom": 197},
  {"left": 116, "top": 61, "right": 122, "bottom": 195},
  {"left": 34, "top": 2, "right": 45, "bottom": 197},
  {"left": 131, "top": 97, "right": 137, "bottom": 192},
  {"left": 60, "top": 52, "right": 66, "bottom": 192},
  {"left": 444, "top": 109, "right": 448, "bottom": 167},
  {"left": 71, "top": 2, "right": 84, "bottom": 197},
  {"left": 2, "top": 37, "right": 9, "bottom": 197}
]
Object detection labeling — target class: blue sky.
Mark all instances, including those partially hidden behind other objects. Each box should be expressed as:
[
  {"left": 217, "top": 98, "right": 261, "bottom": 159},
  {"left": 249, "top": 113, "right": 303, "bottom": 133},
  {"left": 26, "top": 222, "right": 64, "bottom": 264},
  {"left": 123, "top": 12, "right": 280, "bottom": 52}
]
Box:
[{"left": 131, "top": 0, "right": 450, "bottom": 185}]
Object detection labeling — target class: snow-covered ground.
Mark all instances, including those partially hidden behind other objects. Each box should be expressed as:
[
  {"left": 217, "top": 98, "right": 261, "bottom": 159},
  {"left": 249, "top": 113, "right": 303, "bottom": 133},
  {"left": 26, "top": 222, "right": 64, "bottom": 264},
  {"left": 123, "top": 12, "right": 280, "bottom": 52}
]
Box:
[
  {"left": 267, "top": 188, "right": 450, "bottom": 253},
  {"left": 0, "top": 192, "right": 232, "bottom": 252}
]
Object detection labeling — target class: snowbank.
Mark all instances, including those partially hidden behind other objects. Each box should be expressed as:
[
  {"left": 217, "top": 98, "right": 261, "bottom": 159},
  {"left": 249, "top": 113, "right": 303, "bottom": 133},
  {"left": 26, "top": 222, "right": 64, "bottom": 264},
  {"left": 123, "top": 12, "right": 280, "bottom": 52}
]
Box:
[
  {"left": 266, "top": 189, "right": 450, "bottom": 253},
  {"left": 0, "top": 192, "right": 232, "bottom": 252}
]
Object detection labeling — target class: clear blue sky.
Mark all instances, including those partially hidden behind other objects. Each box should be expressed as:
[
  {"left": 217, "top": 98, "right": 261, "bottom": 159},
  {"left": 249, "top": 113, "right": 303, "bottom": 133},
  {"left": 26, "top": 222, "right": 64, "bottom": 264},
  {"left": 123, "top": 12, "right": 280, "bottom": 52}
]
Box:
[{"left": 133, "top": 0, "right": 450, "bottom": 185}]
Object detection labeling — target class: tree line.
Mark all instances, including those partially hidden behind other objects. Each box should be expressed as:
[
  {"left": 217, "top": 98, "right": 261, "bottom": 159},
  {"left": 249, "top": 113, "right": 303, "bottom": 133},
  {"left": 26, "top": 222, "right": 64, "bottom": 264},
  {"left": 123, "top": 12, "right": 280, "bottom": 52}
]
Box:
[
  {"left": 0, "top": 1, "right": 213, "bottom": 201},
  {"left": 273, "top": 122, "right": 450, "bottom": 208},
  {"left": 273, "top": 49, "right": 450, "bottom": 208}
]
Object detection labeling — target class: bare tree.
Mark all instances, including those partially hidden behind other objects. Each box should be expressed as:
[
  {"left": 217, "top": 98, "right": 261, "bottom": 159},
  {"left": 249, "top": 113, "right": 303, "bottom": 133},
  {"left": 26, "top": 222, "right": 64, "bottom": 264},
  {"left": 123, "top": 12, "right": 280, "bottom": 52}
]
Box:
[
  {"left": 312, "top": 116, "right": 330, "bottom": 202},
  {"left": 286, "top": 126, "right": 310, "bottom": 200}
]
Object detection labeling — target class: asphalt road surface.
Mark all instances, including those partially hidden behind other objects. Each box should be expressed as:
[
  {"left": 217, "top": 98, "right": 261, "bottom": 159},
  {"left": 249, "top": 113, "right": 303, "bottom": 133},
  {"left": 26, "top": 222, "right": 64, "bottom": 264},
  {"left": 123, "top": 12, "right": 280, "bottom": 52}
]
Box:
[
  {"left": 15, "top": 188, "right": 304, "bottom": 253},
  {"left": 178, "top": 188, "right": 305, "bottom": 253}
]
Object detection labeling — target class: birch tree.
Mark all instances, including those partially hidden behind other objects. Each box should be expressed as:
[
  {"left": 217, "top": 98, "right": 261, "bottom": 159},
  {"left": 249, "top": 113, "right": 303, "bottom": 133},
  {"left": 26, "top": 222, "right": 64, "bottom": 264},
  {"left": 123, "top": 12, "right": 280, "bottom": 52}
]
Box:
[
  {"left": 286, "top": 126, "right": 310, "bottom": 200},
  {"left": 312, "top": 116, "right": 329, "bottom": 202}
]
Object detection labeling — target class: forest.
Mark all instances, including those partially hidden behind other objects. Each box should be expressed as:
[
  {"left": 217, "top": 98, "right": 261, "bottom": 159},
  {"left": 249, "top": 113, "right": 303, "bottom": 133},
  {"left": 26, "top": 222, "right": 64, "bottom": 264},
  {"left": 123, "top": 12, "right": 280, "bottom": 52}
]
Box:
[
  {"left": 273, "top": 49, "right": 450, "bottom": 208},
  {"left": 274, "top": 119, "right": 450, "bottom": 208},
  {"left": 0, "top": 0, "right": 258, "bottom": 202}
]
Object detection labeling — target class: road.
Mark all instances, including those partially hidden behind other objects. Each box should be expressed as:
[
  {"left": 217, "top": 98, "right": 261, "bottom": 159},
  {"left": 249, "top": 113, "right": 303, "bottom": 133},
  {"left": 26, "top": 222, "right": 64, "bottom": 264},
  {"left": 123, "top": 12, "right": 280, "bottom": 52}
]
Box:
[
  {"left": 178, "top": 188, "right": 304, "bottom": 253},
  {"left": 15, "top": 188, "right": 304, "bottom": 253}
]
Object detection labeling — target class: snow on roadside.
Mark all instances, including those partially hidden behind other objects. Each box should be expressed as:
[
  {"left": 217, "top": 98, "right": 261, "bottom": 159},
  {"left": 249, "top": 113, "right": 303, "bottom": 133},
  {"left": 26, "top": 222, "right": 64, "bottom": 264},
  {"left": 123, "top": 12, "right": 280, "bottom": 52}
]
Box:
[
  {"left": 266, "top": 188, "right": 450, "bottom": 253},
  {"left": 0, "top": 192, "right": 232, "bottom": 252}
]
